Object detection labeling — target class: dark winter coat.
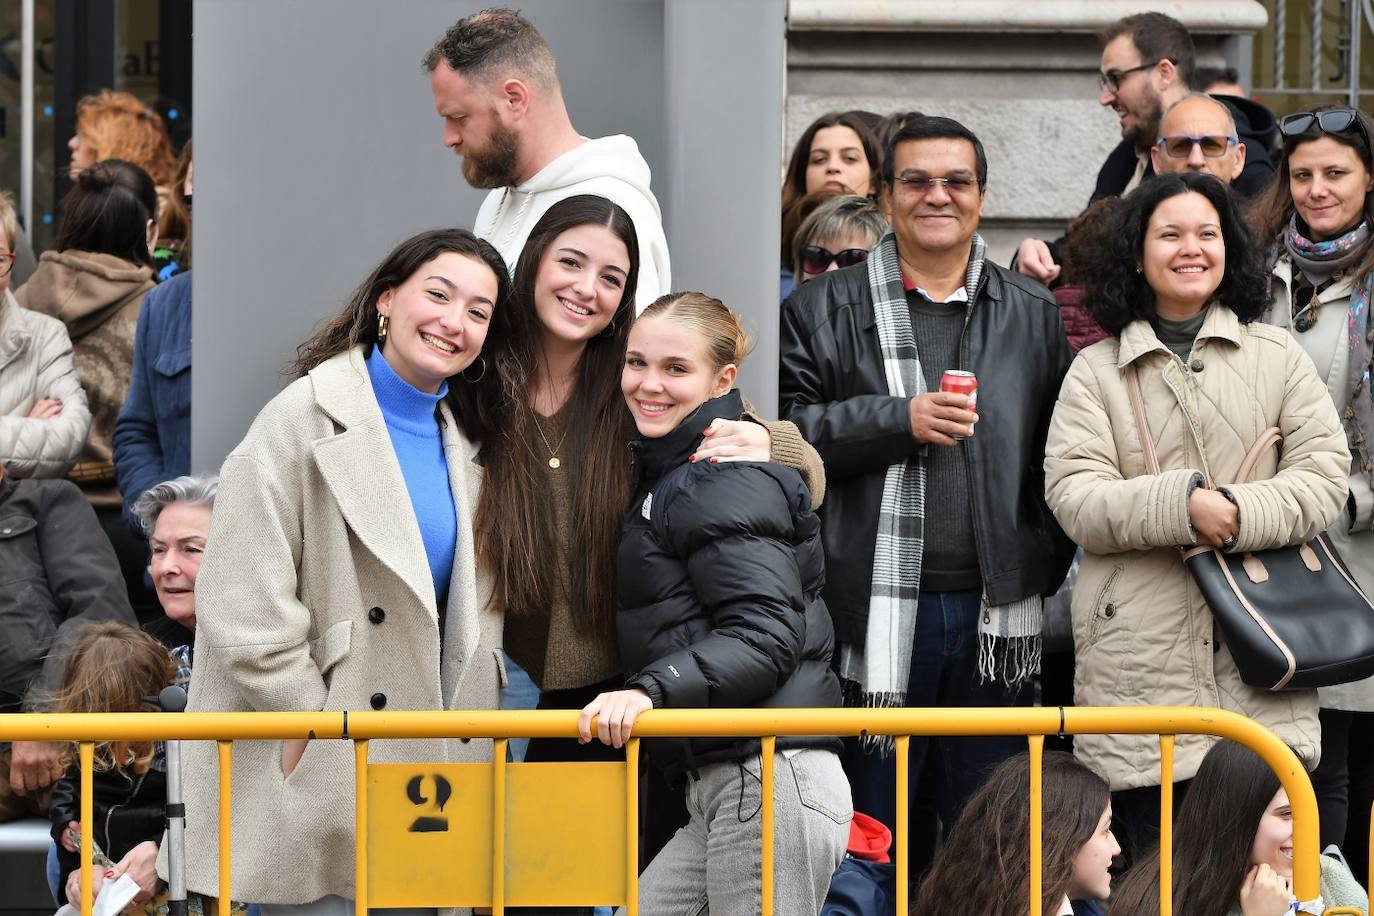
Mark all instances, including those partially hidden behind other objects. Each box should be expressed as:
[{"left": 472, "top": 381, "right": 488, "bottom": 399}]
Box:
[
  {"left": 619, "top": 390, "right": 841, "bottom": 784},
  {"left": 779, "top": 258, "right": 1076, "bottom": 646},
  {"left": 49, "top": 746, "right": 167, "bottom": 892}
]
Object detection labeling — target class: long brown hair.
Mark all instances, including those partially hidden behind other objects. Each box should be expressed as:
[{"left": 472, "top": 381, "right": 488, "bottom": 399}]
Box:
[
  {"left": 475, "top": 195, "right": 639, "bottom": 635},
  {"left": 290, "top": 227, "right": 511, "bottom": 443},
  {"left": 54, "top": 621, "right": 173, "bottom": 775},
  {"left": 1254, "top": 105, "right": 1374, "bottom": 282},
  {"left": 912, "top": 751, "right": 1110, "bottom": 915},
  {"left": 1110, "top": 741, "right": 1284, "bottom": 916}
]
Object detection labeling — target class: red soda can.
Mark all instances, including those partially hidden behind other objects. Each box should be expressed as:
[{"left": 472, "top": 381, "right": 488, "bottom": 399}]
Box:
[{"left": 940, "top": 370, "right": 977, "bottom": 439}]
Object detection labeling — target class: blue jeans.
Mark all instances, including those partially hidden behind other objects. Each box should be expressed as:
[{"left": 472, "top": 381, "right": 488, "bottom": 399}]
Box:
[
  {"left": 841, "top": 589, "right": 1028, "bottom": 844},
  {"left": 499, "top": 651, "right": 541, "bottom": 763}
]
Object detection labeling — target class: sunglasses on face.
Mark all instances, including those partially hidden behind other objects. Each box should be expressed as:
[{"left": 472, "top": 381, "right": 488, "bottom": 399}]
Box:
[
  {"left": 1279, "top": 107, "right": 1360, "bottom": 138},
  {"left": 1156, "top": 134, "right": 1238, "bottom": 159},
  {"left": 800, "top": 245, "right": 870, "bottom": 275}
]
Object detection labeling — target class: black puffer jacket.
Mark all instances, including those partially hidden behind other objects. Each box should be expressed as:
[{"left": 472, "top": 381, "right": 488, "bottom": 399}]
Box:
[
  {"left": 619, "top": 390, "right": 841, "bottom": 783},
  {"left": 779, "top": 256, "right": 1076, "bottom": 647}
]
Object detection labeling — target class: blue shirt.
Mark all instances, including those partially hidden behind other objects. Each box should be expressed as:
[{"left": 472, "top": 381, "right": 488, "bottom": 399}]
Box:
[{"left": 365, "top": 347, "right": 456, "bottom": 610}]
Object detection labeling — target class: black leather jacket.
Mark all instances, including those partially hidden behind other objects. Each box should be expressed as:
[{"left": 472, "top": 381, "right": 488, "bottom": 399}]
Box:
[
  {"left": 779, "top": 258, "right": 1076, "bottom": 646},
  {"left": 49, "top": 746, "right": 167, "bottom": 891},
  {"left": 620, "top": 390, "right": 841, "bottom": 783}
]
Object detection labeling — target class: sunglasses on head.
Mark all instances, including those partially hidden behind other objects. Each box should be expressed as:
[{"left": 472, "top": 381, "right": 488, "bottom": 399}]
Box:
[
  {"left": 1279, "top": 107, "right": 1361, "bottom": 138},
  {"left": 1156, "top": 134, "right": 1237, "bottom": 159},
  {"left": 800, "top": 245, "right": 869, "bottom": 275}
]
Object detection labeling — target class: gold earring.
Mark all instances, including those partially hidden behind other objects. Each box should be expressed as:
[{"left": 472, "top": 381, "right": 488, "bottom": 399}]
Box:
[{"left": 377, "top": 314, "right": 389, "bottom": 341}]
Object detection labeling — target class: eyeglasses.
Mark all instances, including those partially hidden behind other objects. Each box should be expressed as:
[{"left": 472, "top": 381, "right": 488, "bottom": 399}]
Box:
[
  {"left": 1099, "top": 61, "right": 1160, "bottom": 92},
  {"left": 1279, "top": 107, "right": 1360, "bottom": 138},
  {"left": 1156, "top": 134, "right": 1239, "bottom": 159},
  {"left": 893, "top": 174, "right": 980, "bottom": 195},
  {"left": 0, "top": 253, "right": 13, "bottom": 279},
  {"left": 800, "top": 245, "right": 870, "bottom": 275}
]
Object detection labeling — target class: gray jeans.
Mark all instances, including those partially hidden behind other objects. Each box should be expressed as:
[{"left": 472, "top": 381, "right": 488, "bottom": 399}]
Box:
[{"left": 623, "top": 749, "right": 851, "bottom": 916}]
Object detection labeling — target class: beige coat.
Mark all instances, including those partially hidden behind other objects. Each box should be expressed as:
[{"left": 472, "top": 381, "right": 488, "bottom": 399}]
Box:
[
  {"left": 0, "top": 288, "right": 90, "bottom": 477},
  {"left": 1044, "top": 306, "right": 1350, "bottom": 790},
  {"left": 1268, "top": 255, "right": 1374, "bottom": 711},
  {"left": 177, "top": 347, "right": 502, "bottom": 904}
]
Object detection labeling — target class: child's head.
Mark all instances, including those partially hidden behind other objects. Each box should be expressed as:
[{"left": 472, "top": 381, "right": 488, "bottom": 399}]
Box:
[
  {"left": 1112, "top": 740, "right": 1292, "bottom": 916},
  {"left": 56, "top": 621, "right": 174, "bottom": 773},
  {"left": 622, "top": 292, "right": 750, "bottom": 437},
  {"left": 913, "top": 750, "right": 1115, "bottom": 915}
]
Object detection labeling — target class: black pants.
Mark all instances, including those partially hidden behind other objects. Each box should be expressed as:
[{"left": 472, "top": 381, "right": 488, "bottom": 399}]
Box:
[{"left": 1311, "top": 707, "right": 1374, "bottom": 888}]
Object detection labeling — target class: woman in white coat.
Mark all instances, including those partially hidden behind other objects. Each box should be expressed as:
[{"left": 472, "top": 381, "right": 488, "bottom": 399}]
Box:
[
  {"left": 177, "top": 228, "right": 510, "bottom": 912},
  {"left": 1255, "top": 105, "right": 1374, "bottom": 883}
]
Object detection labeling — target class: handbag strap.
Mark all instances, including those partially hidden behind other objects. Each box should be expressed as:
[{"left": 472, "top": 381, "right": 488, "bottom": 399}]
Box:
[
  {"left": 1124, "top": 363, "right": 1164, "bottom": 476},
  {"left": 1235, "top": 427, "right": 1283, "bottom": 484}
]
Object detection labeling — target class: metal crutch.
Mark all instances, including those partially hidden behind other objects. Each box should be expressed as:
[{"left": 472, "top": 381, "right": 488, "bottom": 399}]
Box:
[{"left": 159, "top": 684, "right": 189, "bottom": 916}]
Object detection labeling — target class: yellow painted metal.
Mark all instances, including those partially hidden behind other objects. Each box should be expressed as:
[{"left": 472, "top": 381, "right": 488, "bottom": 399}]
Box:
[
  {"left": 493, "top": 738, "right": 506, "bottom": 916},
  {"left": 761, "top": 736, "right": 776, "bottom": 916},
  {"left": 626, "top": 738, "right": 640, "bottom": 916},
  {"left": 895, "top": 735, "right": 910, "bottom": 916},
  {"left": 80, "top": 742, "right": 93, "bottom": 916},
  {"left": 1029, "top": 735, "right": 1043, "bottom": 916},
  {"left": 0, "top": 705, "right": 1327, "bottom": 908},
  {"left": 1160, "top": 736, "right": 1175, "bottom": 916},
  {"left": 354, "top": 740, "right": 368, "bottom": 916},
  {"left": 217, "top": 741, "right": 232, "bottom": 909}
]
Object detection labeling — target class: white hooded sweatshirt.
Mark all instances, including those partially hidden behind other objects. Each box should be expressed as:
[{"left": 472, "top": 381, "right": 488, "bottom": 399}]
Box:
[{"left": 473, "top": 134, "right": 670, "bottom": 312}]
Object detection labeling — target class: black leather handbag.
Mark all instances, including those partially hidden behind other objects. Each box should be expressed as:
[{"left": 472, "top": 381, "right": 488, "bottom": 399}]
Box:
[{"left": 1126, "top": 365, "right": 1374, "bottom": 691}]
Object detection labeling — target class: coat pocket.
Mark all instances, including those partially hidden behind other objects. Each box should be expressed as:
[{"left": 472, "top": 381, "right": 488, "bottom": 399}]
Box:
[
  {"left": 151, "top": 347, "right": 192, "bottom": 422},
  {"left": 1085, "top": 564, "right": 1124, "bottom": 647},
  {"left": 309, "top": 619, "right": 353, "bottom": 681}
]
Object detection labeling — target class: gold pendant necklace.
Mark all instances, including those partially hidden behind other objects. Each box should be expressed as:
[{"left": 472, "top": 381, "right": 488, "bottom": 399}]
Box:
[{"left": 534, "top": 414, "right": 568, "bottom": 470}]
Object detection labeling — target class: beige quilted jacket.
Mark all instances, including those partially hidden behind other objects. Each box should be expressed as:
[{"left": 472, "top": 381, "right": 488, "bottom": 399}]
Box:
[
  {"left": 1044, "top": 305, "right": 1350, "bottom": 790},
  {"left": 0, "top": 288, "right": 91, "bottom": 478}
]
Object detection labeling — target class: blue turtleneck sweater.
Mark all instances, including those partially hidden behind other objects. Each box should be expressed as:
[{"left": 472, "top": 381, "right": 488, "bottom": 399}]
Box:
[{"left": 365, "top": 348, "right": 456, "bottom": 612}]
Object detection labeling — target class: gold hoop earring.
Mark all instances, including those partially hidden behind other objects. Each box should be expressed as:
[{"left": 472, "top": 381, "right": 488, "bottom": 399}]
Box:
[
  {"left": 462, "top": 356, "right": 487, "bottom": 382},
  {"left": 377, "top": 314, "right": 389, "bottom": 341}
]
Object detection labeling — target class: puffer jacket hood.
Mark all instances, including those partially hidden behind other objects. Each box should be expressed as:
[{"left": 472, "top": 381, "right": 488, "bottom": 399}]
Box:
[
  {"left": 1045, "top": 305, "right": 1350, "bottom": 789},
  {"left": 1216, "top": 93, "right": 1280, "bottom": 164},
  {"left": 0, "top": 288, "right": 91, "bottom": 478},
  {"left": 473, "top": 135, "right": 671, "bottom": 310},
  {"left": 620, "top": 390, "right": 841, "bottom": 783},
  {"left": 18, "top": 250, "right": 154, "bottom": 338}
]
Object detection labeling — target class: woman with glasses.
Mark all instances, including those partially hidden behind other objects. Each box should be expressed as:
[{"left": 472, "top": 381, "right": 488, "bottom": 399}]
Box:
[
  {"left": 791, "top": 194, "right": 887, "bottom": 285},
  {"left": 0, "top": 191, "right": 90, "bottom": 479},
  {"left": 1256, "top": 104, "right": 1374, "bottom": 883},
  {"left": 1045, "top": 171, "right": 1350, "bottom": 867}
]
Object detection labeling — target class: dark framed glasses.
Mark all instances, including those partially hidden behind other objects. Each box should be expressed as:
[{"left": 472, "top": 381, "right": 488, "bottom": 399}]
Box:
[
  {"left": 1156, "top": 134, "right": 1238, "bottom": 159},
  {"left": 1098, "top": 61, "right": 1162, "bottom": 92},
  {"left": 0, "top": 253, "right": 13, "bottom": 278},
  {"left": 1279, "top": 107, "right": 1360, "bottom": 138},
  {"left": 800, "top": 245, "right": 869, "bottom": 275}
]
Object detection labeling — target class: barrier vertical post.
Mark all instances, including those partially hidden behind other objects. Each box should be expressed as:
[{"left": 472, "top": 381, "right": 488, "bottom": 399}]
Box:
[
  {"left": 217, "top": 740, "right": 233, "bottom": 910},
  {"left": 896, "top": 735, "right": 910, "bottom": 915},
  {"left": 80, "top": 741, "right": 94, "bottom": 916},
  {"left": 1159, "top": 736, "right": 1174, "bottom": 916},
  {"left": 761, "top": 735, "right": 776, "bottom": 916},
  {"left": 492, "top": 737, "right": 507, "bottom": 915},
  {"left": 1028, "top": 735, "right": 1043, "bottom": 916},
  {"left": 354, "top": 740, "right": 369, "bottom": 916},
  {"left": 625, "top": 737, "right": 640, "bottom": 916}
]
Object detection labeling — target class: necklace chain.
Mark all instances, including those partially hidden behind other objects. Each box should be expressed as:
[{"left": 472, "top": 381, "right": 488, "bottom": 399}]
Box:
[{"left": 534, "top": 414, "right": 569, "bottom": 469}]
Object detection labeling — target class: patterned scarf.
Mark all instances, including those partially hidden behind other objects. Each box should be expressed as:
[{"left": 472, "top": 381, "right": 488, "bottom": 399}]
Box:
[
  {"left": 1285, "top": 216, "right": 1374, "bottom": 491},
  {"left": 839, "top": 231, "right": 1041, "bottom": 747}
]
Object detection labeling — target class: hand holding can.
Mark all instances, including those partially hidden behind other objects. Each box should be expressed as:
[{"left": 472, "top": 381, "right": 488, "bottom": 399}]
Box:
[{"left": 940, "top": 370, "right": 978, "bottom": 440}]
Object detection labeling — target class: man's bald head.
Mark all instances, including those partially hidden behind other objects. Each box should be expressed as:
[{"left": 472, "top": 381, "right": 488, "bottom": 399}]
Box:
[{"left": 1150, "top": 93, "right": 1246, "bottom": 184}]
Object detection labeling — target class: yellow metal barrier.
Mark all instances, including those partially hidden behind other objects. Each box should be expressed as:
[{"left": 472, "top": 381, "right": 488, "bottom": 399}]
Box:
[{"left": 0, "top": 706, "right": 1347, "bottom": 916}]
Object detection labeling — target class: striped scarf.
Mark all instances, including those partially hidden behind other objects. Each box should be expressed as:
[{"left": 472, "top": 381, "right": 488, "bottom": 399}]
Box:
[{"left": 840, "top": 231, "right": 1041, "bottom": 737}]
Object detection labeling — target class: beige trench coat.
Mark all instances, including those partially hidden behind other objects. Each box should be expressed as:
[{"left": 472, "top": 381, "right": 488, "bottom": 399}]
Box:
[
  {"left": 1044, "top": 306, "right": 1350, "bottom": 790},
  {"left": 174, "top": 347, "right": 502, "bottom": 904}
]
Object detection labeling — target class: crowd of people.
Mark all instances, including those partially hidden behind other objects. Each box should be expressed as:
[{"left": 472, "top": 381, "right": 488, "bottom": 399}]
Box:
[{"left": 1, "top": 6, "right": 1373, "bottom": 916}]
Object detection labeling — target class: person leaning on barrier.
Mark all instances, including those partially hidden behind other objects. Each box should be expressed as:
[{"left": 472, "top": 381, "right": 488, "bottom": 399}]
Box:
[
  {"left": 1043, "top": 172, "right": 1350, "bottom": 867},
  {"left": 0, "top": 460, "right": 136, "bottom": 823},
  {"left": 1111, "top": 740, "right": 1368, "bottom": 916},
  {"left": 1254, "top": 104, "right": 1374, "bottom": 887},
  {"left": 0, "top": 189, "right": 91, "bottom": 478},
  {"left": 172, "top": 229, "right": 509, "bottom": 912},
  {"left": 779, "top": 115, "right": 1075, "bottom": 864}
]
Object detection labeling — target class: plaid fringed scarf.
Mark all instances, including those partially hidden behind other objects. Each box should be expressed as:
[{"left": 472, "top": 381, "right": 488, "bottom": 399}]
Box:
[{"left": 839, "top": 231, "right": 1042, "bottom": 750}]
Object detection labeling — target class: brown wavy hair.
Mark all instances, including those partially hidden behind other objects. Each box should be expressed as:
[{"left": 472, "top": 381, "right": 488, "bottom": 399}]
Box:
[
  {"left": 912, "top": 751, "right": 1110, "bottom": 915},
  {"left": 158, "top": 139, "right": 193, "bottom": 260},
  {"left": 474, "top": 195, "right": 639, "bottom": 637},
  {"left": 290, "top": 227, "right": 511, "bottom": 444},
  {"left": 54, "top": 621, "right": 173, "bottom": 775},
  {"left": 75, "top": 90, "right": 176, "bottom": 188}
]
